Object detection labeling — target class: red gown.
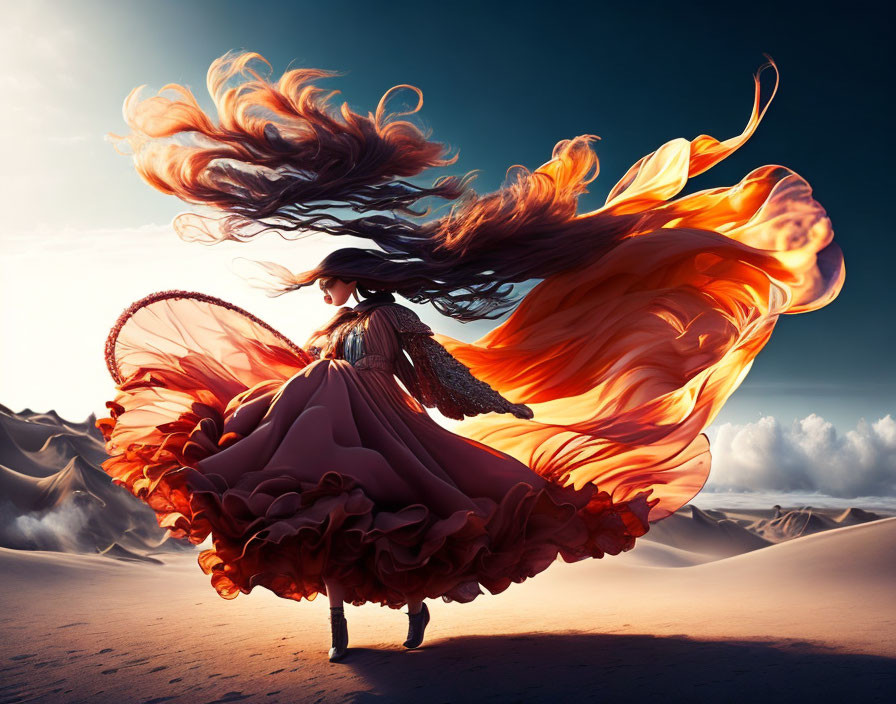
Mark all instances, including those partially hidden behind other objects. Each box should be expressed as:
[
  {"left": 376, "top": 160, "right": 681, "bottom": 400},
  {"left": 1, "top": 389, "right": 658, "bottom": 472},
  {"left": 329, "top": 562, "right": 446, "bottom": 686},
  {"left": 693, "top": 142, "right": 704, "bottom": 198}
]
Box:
[
  {"left": 98, "top": 292, "right": 652, "bottom": 608},
  {"left": 98, "top": 64, "right": 844, "bottom": 608}
]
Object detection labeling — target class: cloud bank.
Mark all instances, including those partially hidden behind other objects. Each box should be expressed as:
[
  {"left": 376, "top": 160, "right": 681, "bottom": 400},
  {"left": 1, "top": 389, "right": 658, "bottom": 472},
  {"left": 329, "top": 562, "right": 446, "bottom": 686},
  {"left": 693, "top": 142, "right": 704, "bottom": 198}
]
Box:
[{"left": 705, "top": 414, "right": 896, "bottom": 497}]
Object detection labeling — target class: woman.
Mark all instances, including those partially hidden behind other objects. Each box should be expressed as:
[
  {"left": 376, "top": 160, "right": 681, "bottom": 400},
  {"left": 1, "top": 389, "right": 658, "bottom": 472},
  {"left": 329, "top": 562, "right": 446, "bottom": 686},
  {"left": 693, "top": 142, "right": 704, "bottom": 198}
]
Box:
[{"left": 98, "top": 51, "right": 844, "bottom": 661}]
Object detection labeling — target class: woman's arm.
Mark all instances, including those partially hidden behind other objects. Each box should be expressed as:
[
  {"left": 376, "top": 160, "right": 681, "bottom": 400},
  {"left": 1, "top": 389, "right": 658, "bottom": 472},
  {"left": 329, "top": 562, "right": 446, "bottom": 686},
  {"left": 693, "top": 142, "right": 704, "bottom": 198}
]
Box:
[{"left": 380, "top": 304, "right": 534, "bottom": 421}]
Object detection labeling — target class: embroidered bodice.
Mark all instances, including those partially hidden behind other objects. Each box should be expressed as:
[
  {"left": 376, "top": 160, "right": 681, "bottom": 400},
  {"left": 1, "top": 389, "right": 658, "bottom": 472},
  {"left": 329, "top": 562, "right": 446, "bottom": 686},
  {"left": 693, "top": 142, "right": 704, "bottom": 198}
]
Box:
[{"left": 304, "top": 301, "right": 533, "bottom": 421}]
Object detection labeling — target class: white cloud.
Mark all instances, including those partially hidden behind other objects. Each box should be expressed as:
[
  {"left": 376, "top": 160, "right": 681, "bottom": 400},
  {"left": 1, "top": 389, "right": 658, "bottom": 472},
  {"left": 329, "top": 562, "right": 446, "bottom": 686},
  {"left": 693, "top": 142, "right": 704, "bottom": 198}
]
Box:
[
  {"left": 706, "top": 414, "right": 896, "bottom": 497},
  {"left": 0, "top": 496, "right": 91, "bottom": 551}
]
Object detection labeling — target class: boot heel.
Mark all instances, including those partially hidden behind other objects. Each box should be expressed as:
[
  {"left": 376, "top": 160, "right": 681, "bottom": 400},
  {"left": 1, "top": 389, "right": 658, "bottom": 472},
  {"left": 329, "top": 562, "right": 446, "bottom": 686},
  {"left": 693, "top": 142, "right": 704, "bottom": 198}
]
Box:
[
  {"left": 402, "top": 602, "right": 430, "bottom": 649},
  {"left": 328, "top": 609, "right": 349, "bottom": 661}
]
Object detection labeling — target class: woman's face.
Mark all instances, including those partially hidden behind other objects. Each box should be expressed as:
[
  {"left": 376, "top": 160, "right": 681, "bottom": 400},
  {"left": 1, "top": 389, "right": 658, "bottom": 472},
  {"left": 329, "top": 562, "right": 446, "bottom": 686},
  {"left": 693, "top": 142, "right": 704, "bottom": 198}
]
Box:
[{"left": 319, "top": 277, "right": 357, "bottom": 306}]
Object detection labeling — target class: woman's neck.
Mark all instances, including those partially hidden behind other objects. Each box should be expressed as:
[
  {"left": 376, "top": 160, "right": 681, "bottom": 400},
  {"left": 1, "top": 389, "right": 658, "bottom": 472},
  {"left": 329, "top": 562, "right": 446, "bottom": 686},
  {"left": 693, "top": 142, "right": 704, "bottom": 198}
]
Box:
[{"left": 352, "top": 292, "right": 395, "bottom": 311}]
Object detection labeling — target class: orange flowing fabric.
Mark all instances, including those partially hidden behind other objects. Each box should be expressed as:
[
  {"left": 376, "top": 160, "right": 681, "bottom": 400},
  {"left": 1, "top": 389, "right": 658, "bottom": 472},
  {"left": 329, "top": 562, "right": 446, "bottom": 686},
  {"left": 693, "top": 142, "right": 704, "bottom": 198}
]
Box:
[
  {"left": 97, "top": 58, "right": 844, "bottom": 608},
  {"left": 435, "top": 62, "right": 844, "bottom": 521}
]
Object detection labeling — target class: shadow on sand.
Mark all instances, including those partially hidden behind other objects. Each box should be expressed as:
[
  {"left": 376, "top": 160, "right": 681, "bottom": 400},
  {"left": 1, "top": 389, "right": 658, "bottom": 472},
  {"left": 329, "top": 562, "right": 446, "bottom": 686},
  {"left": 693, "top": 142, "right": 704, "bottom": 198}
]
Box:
[{"left": 332, "top": 632, "right": 895, "bottom": 703}]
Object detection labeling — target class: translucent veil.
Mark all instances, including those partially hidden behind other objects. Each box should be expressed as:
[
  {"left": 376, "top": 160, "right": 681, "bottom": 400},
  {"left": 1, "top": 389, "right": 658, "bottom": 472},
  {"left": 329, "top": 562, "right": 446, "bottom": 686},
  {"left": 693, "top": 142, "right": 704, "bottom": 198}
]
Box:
[{"left": 434, "top": 70, "right": 844, "bottom": 521}]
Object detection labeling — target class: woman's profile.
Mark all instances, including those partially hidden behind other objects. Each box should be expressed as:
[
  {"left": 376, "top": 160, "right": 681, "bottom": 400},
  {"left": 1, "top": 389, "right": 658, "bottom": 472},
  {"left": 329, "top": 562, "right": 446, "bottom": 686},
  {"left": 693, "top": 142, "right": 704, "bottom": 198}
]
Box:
[{"left": 97, "top": 51, "right": 844, "bottom": 661}]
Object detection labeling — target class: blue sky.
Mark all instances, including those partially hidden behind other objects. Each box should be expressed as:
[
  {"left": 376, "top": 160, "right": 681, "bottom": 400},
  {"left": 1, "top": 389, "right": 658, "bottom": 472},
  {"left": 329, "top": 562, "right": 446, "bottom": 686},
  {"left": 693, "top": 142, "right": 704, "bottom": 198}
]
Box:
[{"left": 1, "top": 0, "right": 893, "bottom": 442}]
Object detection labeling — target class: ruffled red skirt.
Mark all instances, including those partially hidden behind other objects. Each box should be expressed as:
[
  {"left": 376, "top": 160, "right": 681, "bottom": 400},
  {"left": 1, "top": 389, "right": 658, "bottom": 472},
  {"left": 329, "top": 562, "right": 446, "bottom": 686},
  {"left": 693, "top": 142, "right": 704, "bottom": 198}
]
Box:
[{"left": 98, "top": 295, "right": 652, "bottom": 609}]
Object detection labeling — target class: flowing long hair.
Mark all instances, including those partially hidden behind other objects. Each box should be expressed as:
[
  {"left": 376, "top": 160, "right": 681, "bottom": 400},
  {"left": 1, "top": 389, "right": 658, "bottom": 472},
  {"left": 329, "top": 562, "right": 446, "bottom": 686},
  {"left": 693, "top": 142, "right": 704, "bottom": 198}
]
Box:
[{"left": 111, "top": 50, "right": 647, "bottom": 321}]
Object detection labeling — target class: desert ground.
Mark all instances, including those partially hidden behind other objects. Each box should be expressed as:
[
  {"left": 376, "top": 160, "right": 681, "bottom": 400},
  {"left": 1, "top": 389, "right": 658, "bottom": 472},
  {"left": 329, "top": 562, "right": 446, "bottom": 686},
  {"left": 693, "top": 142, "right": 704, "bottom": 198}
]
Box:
[
  {"left": 1, "top": 513, "right": 894, "bottom": 703},
  {"left": 1, "top": 405, "right": 894, "bottom": 702}
]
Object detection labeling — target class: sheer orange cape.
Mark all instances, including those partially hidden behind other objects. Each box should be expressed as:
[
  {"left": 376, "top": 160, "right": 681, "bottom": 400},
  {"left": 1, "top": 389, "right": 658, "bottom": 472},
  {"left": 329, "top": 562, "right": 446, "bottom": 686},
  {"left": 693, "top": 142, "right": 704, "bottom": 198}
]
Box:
[{"left": 432, "top": 64, "right": 844, "bottom": 522}]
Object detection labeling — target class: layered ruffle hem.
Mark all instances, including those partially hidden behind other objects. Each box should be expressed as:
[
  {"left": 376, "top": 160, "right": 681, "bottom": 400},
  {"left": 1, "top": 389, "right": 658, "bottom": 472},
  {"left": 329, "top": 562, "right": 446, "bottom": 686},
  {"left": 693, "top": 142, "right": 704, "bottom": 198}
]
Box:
[{"left": 100, "top": 347, "right": 652, "bottom": 609}]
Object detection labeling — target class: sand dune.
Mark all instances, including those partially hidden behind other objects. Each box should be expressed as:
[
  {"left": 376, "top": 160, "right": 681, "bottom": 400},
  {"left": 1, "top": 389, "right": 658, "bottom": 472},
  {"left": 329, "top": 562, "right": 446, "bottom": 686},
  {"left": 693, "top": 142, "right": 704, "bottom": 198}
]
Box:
[
  {"left": 0, "top": 405, "right": 190, "bottom": 557},
  {"left": 747, "top": 508, "right": 840, "bottom": 541},
  {"left": 0, "top": 518, "right": 893, "bottom": 703},
  {"left": 638, "top": 502, "right": 889, "bottom": 561},
  {"left": 639, "top": 505, "right": 773, "bottom": 558}
]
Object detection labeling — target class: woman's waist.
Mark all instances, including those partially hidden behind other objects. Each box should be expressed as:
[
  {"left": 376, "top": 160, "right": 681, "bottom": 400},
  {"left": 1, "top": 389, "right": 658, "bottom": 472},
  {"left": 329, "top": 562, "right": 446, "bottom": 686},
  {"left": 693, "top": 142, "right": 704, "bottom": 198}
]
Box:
[
  {"left": 312, "top": 354, "right": 392, "bottom": 373},
  {"left": 348, "top": 353, "right": 393, "bottom": 373},
  {"left": 318, "top": 354, "right": 428, "bottom": 414}
]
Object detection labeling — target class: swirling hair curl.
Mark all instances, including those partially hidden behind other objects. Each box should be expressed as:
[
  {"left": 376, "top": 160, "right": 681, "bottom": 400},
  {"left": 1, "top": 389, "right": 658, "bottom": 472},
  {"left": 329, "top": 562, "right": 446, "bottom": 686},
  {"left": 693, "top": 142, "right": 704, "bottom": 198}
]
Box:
[{"left": 112, "top": 50, "right": 642, "bottom": 321}]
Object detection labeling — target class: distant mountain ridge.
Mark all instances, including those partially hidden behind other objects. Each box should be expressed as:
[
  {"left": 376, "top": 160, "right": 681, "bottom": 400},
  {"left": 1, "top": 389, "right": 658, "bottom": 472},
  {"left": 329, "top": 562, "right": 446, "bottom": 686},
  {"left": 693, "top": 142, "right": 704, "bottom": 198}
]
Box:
[
  {"left": 0, "top": 404, "right": 192, "bottom": 561},
  {"left": 642, "top": 503, "right": 887, "bottom": 560}
]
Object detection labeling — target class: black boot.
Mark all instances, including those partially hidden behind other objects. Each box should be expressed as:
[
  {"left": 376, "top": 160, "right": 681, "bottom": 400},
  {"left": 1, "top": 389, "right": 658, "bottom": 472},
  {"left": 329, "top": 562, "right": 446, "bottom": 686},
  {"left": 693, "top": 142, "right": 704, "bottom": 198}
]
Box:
[
  {"left": 402, "top": 602, "right": 430, "bottom": 649},
  {"left": 328, "top": 606, "right": 348, "bottom": 661}
]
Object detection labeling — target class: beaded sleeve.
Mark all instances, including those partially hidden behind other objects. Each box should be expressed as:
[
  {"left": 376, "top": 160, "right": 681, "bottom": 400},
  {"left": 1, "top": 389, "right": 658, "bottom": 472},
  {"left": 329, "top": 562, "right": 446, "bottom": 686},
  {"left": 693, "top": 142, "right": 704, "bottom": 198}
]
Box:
[{"left": 381, "top": 304, "right": 534, "bottom": 422}]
